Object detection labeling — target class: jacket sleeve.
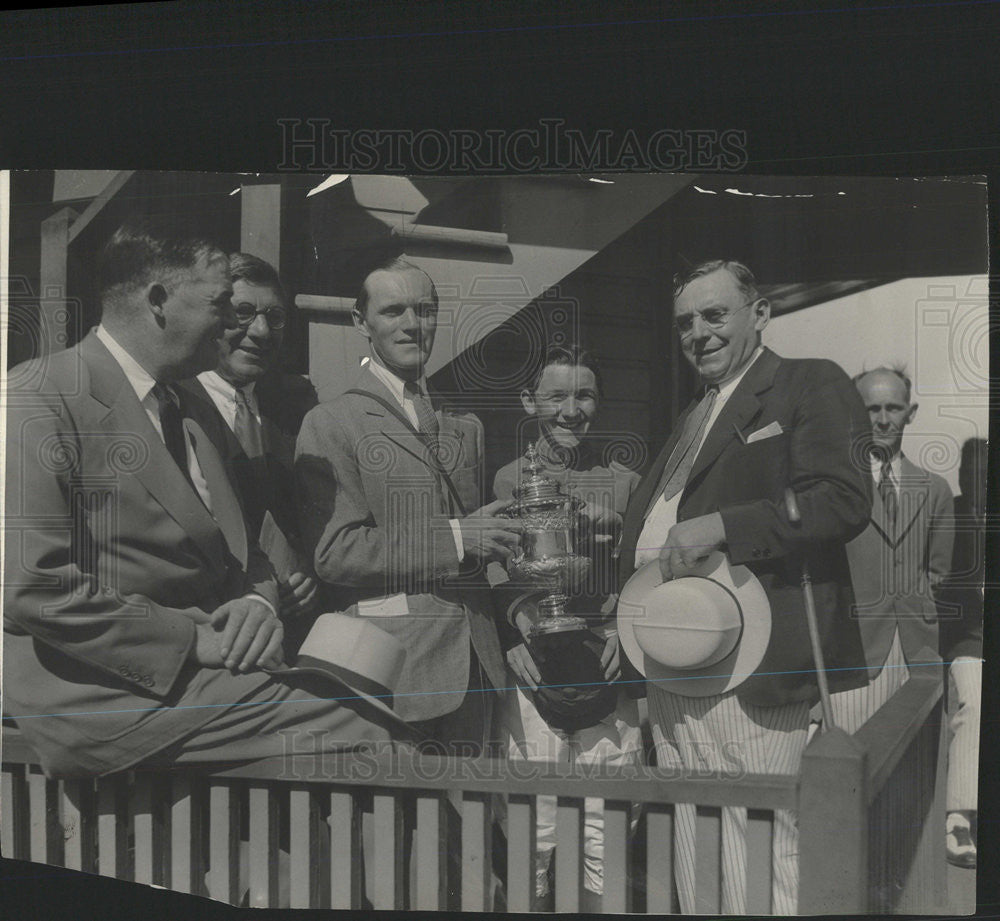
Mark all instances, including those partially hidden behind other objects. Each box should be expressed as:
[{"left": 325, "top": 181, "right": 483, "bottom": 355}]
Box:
[
  {"left": 721, "top": 360, "right": 873, "bottom": 564},
  {"left": 295, "top": 405, "right": 461, "bottom": 593},
  {"left": 4, "top": 393, "right": 198, "bottom": 699}
]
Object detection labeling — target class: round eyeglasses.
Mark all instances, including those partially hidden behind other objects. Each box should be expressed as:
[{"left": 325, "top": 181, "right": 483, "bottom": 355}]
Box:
[
  {"left": 233, "top": 304, "right": 287, "bottom": 330},
  {"left": 672, "top": 299, "right": 756, "bottom": 338}
]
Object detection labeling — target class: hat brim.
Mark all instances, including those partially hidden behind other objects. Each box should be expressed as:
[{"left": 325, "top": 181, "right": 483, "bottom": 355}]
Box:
[
  {"left": 266, "top": 663, "right": 418, "bottom": 738},
  {"left": 617, "top": 552, "right": 771, "bottom": 697}
]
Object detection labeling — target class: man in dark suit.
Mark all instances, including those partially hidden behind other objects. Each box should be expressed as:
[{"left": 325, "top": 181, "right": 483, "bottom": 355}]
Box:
[
  {"left": 618, "top": 259, "right": 871, "bottom": 913},
  {"left": 182, "top": 252, "right": 320, "bottom": 637},
  {"left": 296, "top": 257, "right": 521, "bottom": 753},
  {"left": 3, "top": 217, "right": 394, "bottom": 779}
]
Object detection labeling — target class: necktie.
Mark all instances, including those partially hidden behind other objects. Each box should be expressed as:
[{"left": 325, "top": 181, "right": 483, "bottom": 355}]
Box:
[
  {"left": 152, "top": 383, "right": 192, "bottom": 482},
  {"left": 405, "top": 381, "right": 440, "bottom": 442},
  {"left": 652, "top": 387, "right": 718, "bottom": 509},
  {"left": 879, "top": 461, "right": 898, "bottom": 533},
  {"left": 233, "top": 387, "right": 264, "bottom": 459}
]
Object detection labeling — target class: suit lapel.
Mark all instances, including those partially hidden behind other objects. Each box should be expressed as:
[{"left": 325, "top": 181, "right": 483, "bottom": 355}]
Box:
[
  {"left": 354, "top": 368, "right": 456, "bottom": 475},
  {"left": 639, "top": 402, "right": 695, "bottom": 518},
  {"left": 686, "top": 349, "right": 778, "bottom": 487},
  {"left": 894, "top": 457, "right": 930, "bottom": 546},
  {"left": 869, "top": 482, "right": 895, "bottom": 545},
  {"left": 82, "top": 335, "right": 235, "bottom": 581},
  {"left": 184, "top": 416, "right": 248, "bottom": 568}
]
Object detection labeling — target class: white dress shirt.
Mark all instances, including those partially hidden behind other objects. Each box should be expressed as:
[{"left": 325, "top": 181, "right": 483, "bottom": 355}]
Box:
[
  {"left": 197, "top": 370, "right": 261, "bottom": 431},
  {"left": 635, "top": 347, "right": 765, "bottom": 569},
  {"left": 869, "top": 452, "right": 903, "bottom": 494},
  {"left": 364, "top": 355, "right": 465, "bottom": 561},
  {"left": 96, "top": 326, "right": 274, "bottom": 616},
  {"left": 96, "top": 325, "right": 213, "bottom": 511}
]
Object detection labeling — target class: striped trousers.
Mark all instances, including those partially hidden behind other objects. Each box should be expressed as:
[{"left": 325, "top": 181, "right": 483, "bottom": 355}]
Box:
[
  {"left": 647, "top": 687, "right": 809, "bottom": 914},
  {"left": 828, "top": 628, "right": 908, "bottom": 735},
  {"left": 947, "top": 656, "right": 981, "bottom": 812}
]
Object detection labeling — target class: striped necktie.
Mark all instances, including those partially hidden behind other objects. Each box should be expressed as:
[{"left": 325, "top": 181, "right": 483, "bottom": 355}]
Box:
[
  {"left": 405, "top": 381, "right": 440, "bottom": 443},
  {"left": 650, "top": 387, "right": 718, "bottom": 511},
  {"left": 879, "top": 460, "right": 898, "bottom": 533},
  {"left": 233, "top": 386, "right": 264, "bottom": 459}
]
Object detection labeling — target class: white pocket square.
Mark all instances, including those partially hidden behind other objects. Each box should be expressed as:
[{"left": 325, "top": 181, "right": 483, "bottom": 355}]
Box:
[{"left": 746, "top": 421, "right": 784, "bottom": 444}]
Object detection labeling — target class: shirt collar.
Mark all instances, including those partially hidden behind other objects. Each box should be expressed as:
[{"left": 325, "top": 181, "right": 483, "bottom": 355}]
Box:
[
  {"left": 713, "top": 346, "right": 764, "bottom": 400},
  {"left": 96, "top": 324, "right": 158, "bottom": 404},
  {"left": 870, "top": 451, "right": 903, "bottom": 482},
  {"left": 198, "top": 369, "right": 256, "bottom": 403},
  {"left": 364, "top": 355, "right": 428, "bottom": 406}
]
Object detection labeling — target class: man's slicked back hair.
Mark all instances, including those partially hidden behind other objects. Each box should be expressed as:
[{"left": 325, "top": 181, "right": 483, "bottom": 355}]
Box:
[
  {"left": 672, "top": 259, "right": 761, "bottom": 303},
  {"left": 528, "top": 343, "right": 604, "bottom": 398},
  {"left": 97, "top": 214, "right": 225, "bottom": 304},
  {"left": 354, "top": 257, "right": 438, "bottom": 318},
  {"left": 229, "top": 252, "right": 286, "bottom": 302}
]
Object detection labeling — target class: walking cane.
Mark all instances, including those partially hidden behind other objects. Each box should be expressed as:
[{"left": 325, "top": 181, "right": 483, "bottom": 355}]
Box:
[{"left": 783, "top": 488, "right": 837, "bottom": 731}]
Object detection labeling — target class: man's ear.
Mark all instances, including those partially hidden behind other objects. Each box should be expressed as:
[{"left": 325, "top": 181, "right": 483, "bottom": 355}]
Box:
[
  {"left": 352, "top": 307, "right": 370, "bottom": 339},
  {"left": 752, "top": 296, "right": 771, "bottom": 332},
  {"left": 905, "top": 402, "right": 918, "bottom": 425},
  {"left": 147, "top": 283, "right": 168, "bottom": 319},
  {"left": 520, "top": 388, "right": 537, "bottom": 416}
]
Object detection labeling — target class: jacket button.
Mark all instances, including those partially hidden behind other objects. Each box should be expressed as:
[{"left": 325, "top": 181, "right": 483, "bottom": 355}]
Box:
[
  {"left": 118, "top": 665, "right": 129, "bottom": 676},
  {"left": 143, "top": 677, "right": 154, "bottom": 688},
  {"left": 763, "top": 548, "right": 771, "bottom": 558},
  {"left": 752, "top": 549, "right": 761, "bottom": 558}
]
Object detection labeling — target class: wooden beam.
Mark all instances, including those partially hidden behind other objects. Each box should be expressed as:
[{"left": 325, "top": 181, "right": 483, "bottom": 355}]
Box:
[
  {"left": 240, "top": 183, "right": 282, "bottom": 269},
  {"left": 391, "top": 223, "right": 508, "bottom": 251},
  {"left": 798, "top": 728, "right": 868, "bottom": 913},
  {"left": 66, "top": 171, "right": 134, "bottom": 244},
  {"left": 40, "top": 207, "right": 78, "bottom": 355},
  {"left": 295, "top": 293, "right": 355, "bottom": 317}
]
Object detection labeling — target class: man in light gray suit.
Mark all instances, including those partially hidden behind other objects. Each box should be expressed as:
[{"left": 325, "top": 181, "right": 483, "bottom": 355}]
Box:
[
  {"left": 296, "top": 258, "right": 522, "bottom": 753},
  {"left": 830, "top": 366, "right": 954, "bottom": 735}
]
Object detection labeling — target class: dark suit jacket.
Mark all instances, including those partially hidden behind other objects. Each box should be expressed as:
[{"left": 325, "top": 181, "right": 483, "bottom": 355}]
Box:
[
  {"left": 619, "top": 348, "right": 872, "bottom": 707},
  {"left": 937, "top": 494, "right": 985, "bottom": 662},
  {"left": 846, "top": 455, "right": 954, "bottom": 674},
  {"left": 295, "top": 365, "right": 504, "bottom": 722},
  {"left": 181, "top": 372, "right": 317, "bottom": 561},
  {"left": 3, "top": 332, "right": 279, "bottom": 776}
]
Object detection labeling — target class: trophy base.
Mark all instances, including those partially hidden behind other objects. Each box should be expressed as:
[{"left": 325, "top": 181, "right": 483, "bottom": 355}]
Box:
[{"left": 529, "top": 616, "right": 590, "bottom": 637}]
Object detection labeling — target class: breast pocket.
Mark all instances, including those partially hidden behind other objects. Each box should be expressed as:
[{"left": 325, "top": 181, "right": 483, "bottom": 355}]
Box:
[
  {"left": 447, "top": 461, "right": 482, "bottom": 513},
  {"left": 729, "top": 431, "right": 790, "bottom": 501}
]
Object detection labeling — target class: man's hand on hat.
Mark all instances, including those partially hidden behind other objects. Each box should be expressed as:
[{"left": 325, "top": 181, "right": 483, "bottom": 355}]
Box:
[
  {"left": 659, "top": 512, "right": 726, "bottom": 582},
  {"left": 459, "top": 498, "right": 524, "bottom": 565},
  {"left": 200, "top": 596, "right": 285, "bottom": 672}
]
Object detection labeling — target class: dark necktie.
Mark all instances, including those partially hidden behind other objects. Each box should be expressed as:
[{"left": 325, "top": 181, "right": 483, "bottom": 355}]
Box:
[
  {"left": 152, "top": 383, "right": 192, "bottom": 484},
  {"left": 650, "top": 387, "right": 718, "bottom": 512},
  {"left": 233, "top": 386, "right": 264, "bottom": 459},
  {"left": 405, "top": 381, "right": 440, "bottom": 443},
  {"left": 879, "top": 461, "right": 898, "bottom": 533}
]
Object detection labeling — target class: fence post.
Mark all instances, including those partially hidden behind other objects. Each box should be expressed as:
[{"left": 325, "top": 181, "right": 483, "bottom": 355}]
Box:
[{"left": 798, "top": 727, "right": 868, "bottom": 913}]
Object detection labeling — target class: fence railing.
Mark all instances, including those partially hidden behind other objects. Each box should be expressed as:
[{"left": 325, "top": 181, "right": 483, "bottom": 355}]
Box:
[{"left": 1, "top": 664, "right": 947, "bottom": 914}]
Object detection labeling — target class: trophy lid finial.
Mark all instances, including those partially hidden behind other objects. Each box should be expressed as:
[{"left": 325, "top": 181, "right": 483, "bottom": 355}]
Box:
[{"left": 513, "top": 441, "right": 563, "bottom": 503}]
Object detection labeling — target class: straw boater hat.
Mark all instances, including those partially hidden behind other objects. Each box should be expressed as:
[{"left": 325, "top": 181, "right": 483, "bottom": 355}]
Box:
[
  {"left": 267, "top": 612, "right": 414, "bottom": 736},
  {"left": 617, "top": 551, "right": 771, "bottom": 697}
]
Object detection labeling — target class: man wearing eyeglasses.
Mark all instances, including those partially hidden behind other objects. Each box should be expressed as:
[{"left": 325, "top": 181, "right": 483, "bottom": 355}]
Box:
[
  {"left": 618, "top": 259, "right": 872, "bottom": 913},
  {"left": 184, "top": 252, "right": 320, "bottom": 628}
]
